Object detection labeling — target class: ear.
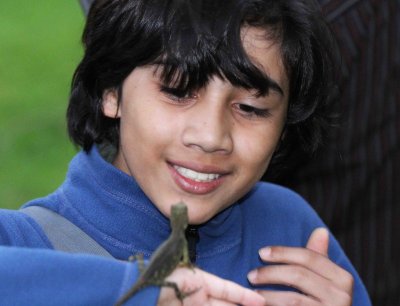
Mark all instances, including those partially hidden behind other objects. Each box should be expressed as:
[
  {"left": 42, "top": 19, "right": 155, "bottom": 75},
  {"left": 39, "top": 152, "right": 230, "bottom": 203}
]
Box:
[{"left": 102, "top": 89, "right": 121, "bottom": 118}]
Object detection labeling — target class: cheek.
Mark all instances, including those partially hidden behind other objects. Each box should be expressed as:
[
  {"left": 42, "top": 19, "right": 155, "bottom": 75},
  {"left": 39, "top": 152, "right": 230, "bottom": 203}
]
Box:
[
  {"left": 145, "top": 108, "right": 181, "bottom": 145},
  {"left": 236, "top": 128, "right": 281, "bottom": 174},
  {"left": 120, "top": 105, "right": 180, "bottom": 160}
]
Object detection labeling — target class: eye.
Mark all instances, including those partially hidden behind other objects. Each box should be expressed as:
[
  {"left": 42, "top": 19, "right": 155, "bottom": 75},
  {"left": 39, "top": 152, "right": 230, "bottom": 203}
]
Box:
[
  {"left": 234, "top": 103, "right": 270, "bottom": 118},
  {"left": 160, "top": 85, "right": 197, "bottom": 102}
]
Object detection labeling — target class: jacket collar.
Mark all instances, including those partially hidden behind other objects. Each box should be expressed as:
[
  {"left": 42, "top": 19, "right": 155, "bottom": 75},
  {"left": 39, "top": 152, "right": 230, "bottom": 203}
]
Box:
[{"left": 61, "top": 146, "right": 242, "bottom": 260}]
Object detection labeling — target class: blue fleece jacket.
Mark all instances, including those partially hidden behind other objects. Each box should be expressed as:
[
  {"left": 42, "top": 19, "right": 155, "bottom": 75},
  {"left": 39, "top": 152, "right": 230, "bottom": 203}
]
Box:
[{"left": 0, "top": 146, "right": 371, "bottom": 305}]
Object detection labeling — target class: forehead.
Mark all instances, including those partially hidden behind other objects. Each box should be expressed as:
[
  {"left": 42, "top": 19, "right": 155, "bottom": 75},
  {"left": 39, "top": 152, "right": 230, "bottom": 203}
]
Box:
[{"left": 241, "top": 26, "right": 288, "bottom": 95}]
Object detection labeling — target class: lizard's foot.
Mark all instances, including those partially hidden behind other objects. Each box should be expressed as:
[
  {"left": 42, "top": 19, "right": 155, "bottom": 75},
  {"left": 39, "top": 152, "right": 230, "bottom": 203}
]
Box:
[
  {"left": 128, "top": 253, "right": 146, "bottom": 273},
  {"left": 128, "top": 253, "right": 143, "bottom": 262},
  {"left": 164, "top": 281, "right": 200, "bottom": 301},
  {"left": 177, "top": 261, "right": 197, "bottom": 274},
  {"left": 176, "top": 287, "right": 201, "bottom": 300}
]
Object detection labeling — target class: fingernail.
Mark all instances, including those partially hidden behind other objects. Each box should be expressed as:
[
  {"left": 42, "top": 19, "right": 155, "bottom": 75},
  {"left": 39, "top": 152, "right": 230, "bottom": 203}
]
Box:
[
  {"left": 247, "top": 270, "right": 258, "bottom": 282},
  {"left": 259, "top": 247, "right": 271, "bottom": 259}
]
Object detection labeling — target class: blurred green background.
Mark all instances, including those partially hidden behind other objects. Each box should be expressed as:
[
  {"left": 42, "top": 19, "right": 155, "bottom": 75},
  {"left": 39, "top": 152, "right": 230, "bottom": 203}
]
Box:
[{"left": 0, "top": 1, "right": 84, "bottom": 209}]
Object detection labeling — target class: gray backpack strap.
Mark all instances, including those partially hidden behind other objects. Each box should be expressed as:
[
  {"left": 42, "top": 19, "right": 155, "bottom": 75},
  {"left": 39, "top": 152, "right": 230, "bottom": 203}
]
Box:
[{"left": 21, "top": 206, "right": 113, "bottom": 258}]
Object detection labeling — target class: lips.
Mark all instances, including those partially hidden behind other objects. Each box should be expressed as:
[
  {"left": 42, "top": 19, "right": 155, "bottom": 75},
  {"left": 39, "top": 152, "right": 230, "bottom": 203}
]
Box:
[{"left": 168, "top": 162, "right": 227, "bottom": 194}]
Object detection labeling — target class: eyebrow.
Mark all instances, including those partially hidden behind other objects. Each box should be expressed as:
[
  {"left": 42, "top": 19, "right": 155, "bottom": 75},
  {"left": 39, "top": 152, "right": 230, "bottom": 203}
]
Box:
[
  {"left": 263, "top": 76, "right": 284, "bottom": 97},
  {"left": 152, "top": 61, "right": 285, "bottom": 97}
]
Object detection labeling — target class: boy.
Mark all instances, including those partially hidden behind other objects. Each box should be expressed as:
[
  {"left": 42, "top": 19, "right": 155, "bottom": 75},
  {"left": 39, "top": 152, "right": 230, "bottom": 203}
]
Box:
[{"left": 0, "top": 0, "right": 371, "bottom": 305}]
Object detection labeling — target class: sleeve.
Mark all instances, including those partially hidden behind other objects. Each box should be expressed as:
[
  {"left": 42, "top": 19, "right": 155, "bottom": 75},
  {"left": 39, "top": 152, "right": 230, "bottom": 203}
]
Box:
[
  {"left": 0, "top": 209, "right": 52, "bottom": 248},
  {"left": 0, "top": 245, "right": 160, "bottom": 306}
]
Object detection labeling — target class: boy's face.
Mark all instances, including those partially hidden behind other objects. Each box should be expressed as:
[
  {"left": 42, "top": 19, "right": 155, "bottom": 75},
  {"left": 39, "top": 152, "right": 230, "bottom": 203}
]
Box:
[{"left": 103, "top": 27, "right": 289, "bottom": 224}]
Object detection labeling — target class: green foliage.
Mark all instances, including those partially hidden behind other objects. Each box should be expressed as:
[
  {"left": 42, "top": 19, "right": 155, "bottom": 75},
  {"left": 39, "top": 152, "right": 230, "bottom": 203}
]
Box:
[{"left": 0, "top": 1, "right": 84, "bottom": 208}]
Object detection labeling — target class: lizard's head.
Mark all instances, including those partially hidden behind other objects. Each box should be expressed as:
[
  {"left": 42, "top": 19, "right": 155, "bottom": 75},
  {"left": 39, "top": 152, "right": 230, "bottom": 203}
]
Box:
[{"left": 170, "top": 202, "right": 188, "bottom": 229}]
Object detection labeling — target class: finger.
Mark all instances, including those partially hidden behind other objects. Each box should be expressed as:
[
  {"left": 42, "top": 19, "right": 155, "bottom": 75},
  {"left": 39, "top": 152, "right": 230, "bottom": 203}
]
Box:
[
  {"left": 182, "top": 292, "right": 240, "bottom": 306},
  {"left": 201, "top": 299, "right": 240, "bottom": 306},
  {"left": 257, "top": 290, "right": 319, "bottom": 306},
  {"left": 201, "top": 270, "right": 266, "bottom": 306},
  {"left": 306, "top": 227, "right": 329, "bottom": 255},
  {"left": 257, "top": 246, "right": 353, "bottom": 291},
  {"left": 249, "top": 264, "right": 349, "bottom": 302}
]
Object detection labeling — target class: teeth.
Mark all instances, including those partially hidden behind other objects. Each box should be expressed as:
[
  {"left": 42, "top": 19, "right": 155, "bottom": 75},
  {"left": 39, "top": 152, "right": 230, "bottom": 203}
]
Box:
[{"left": 174, "top": 165, "right": 220, "bottom": 182}]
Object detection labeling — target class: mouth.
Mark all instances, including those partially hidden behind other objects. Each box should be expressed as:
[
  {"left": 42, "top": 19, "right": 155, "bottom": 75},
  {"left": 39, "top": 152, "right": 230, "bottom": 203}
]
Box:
[
  {"left": 173, "top": 165, "right": 221, "bottom": 182},
  {"left": 168, "top": 162, "right": 227, "bottom": 195}
]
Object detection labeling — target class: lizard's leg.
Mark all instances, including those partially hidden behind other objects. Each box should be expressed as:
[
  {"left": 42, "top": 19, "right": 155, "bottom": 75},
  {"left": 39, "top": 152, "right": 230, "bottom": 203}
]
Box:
[
  {"left": 162, "top": 281, "right": 200, "bottom": 301},
  {"left": 128, "top": 253, "right": 146, "bottom": 273},
  {"left": 179, "top": 240, "right": 196, "bottom": 270},
  {"left": 182, "top": 240, "right": 190, "bottom": 265}
]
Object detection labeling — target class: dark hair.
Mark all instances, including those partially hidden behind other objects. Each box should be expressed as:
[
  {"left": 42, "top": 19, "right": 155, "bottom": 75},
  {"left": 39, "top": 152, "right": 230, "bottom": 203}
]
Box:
[{"left": 67, "top": 0, "right": 340, "bottom": 168}]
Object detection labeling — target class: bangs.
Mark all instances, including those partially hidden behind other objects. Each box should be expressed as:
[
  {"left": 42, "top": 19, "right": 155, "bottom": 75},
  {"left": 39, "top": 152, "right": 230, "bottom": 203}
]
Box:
[{"left": 147, "top": 0, "right": 282, "bottom": 96}]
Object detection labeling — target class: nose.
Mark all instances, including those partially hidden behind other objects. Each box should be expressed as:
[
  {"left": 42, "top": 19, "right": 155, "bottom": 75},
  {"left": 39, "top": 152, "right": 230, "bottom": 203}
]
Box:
[{"left": 181, "top": 101, "right": 233, "bottom": 154}]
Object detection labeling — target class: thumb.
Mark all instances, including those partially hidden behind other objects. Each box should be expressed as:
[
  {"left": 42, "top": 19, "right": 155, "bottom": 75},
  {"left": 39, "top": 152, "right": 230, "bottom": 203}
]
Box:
[{"left": 306, "top": 227, "right": 329, "bottom": 256}]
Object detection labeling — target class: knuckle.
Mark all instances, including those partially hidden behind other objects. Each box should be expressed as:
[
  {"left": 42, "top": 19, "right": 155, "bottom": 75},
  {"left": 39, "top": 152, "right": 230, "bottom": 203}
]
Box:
[
  {"left": 300, "top": 251, "right": 314, "bottom": 266},
  {"left": 333, "top": 268, "right": 354, "bottom": 293},
  {"left": 334, "top": 290, "right": 352, "bottom": 306},
  {"left": 219, "top": 284, "right": 230, "bottom": 301},
  {"left": 291, "top": 267, "right": 307, "bottom": 284},
  {"left": 343, "top": 270, "right": 355, "bottom": 289},
  {"left": 325, "top": 282, "right": 340, "bottom": 296},
  {"left": 323, "top": 282, "right": 352, "bottom": 306}
]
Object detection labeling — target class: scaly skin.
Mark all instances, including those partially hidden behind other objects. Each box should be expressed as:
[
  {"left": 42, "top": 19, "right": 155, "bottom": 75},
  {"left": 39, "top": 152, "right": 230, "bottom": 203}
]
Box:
[{"left": 115, "top": 202, "right": 192, "bottom": 306}]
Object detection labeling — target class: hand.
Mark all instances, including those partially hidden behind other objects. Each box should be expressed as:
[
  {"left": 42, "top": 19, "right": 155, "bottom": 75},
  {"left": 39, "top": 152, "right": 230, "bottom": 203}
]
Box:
[
  {"left": 247, "top": 228, "right": 354, "bottom": 306},
  {"left": 158, "top": 266, "right": 266, "bottom": 306}
]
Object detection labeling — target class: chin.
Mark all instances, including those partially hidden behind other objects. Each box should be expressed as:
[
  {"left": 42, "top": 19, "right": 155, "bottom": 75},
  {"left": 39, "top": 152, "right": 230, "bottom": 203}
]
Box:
[
  {"left": 188, "top": 215, "right": 209, "bottom": 225},
  {"left": 187, "top": 207, "right": 221, "bottom": 225}
]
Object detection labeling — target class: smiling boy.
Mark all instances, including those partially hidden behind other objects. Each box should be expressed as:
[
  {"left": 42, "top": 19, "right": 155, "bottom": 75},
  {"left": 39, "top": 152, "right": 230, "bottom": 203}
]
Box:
[
  {"left": 102, "top": 27, "right": 288, "bottom": 225},
  {"left": 0, "top": 0, "right": 371, "bottom": 305}
]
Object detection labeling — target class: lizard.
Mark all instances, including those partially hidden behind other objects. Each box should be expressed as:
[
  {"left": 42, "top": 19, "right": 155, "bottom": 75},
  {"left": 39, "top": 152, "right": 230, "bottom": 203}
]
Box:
[{"left": 115, "top": 202, "right": 196, "bottom": 306}]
